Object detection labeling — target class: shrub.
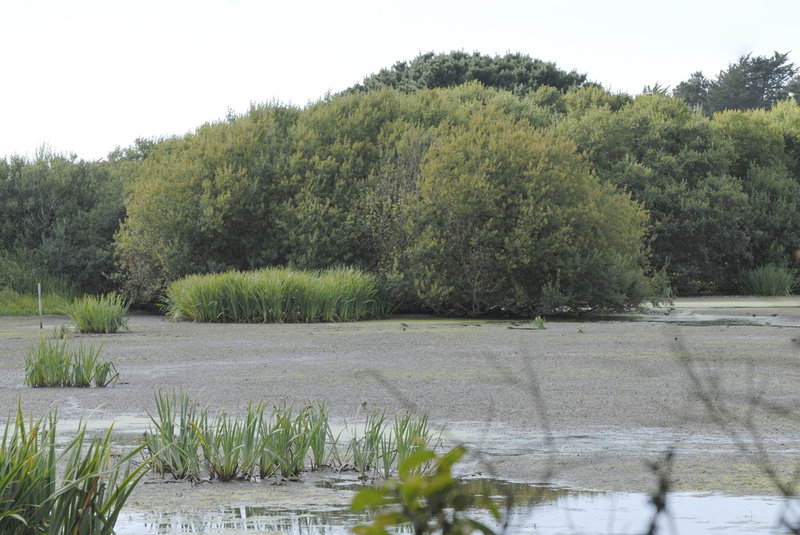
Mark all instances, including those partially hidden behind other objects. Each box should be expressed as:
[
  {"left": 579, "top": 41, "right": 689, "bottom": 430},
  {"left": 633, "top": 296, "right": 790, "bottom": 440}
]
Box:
[
  {"left": 739, "top": 264, "right": 799, "bottom": 296},
  {"left": 65, "top": 293, "right": 129, "bottom": 333}
]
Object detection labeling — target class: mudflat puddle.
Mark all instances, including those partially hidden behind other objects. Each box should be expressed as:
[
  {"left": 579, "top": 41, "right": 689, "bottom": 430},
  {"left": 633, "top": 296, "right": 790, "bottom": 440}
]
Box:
[{"left": 115, "top": 487, "right": 799, "bottom": 534}]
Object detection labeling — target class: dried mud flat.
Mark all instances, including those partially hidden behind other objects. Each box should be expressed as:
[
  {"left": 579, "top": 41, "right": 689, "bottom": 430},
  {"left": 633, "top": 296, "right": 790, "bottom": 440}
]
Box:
[{"left": 2, "top": 300, "right": 800, "bottom": 515}]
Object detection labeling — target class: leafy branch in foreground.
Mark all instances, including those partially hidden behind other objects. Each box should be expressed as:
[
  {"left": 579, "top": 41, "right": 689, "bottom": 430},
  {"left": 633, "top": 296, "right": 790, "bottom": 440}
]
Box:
[{"left": 351, "top": 446, "right": 503, "bottom": 535}]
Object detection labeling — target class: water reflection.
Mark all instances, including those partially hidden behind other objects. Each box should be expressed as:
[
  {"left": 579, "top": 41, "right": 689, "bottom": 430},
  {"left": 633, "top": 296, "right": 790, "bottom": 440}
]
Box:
[
  {"left": 119, "top": 506, "right": 370, "bottom": 534},
  {"left": 116, "top": 479, "right": 800, "bottom": 535}
]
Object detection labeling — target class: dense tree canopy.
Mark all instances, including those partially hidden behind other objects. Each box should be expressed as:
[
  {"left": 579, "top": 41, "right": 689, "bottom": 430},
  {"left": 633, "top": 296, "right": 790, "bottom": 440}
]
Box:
[
  {"left": 674, "top": 52, "right": 798, "bottom": 114},
  {"left": 345, "top": 51, "right": 588, "bottom": 96},
  {"left": 0, "top": 149, "right": 125, "bottom": 294},
  {"left": 3, "top": 50, "right": 800, "bottom": 310}
]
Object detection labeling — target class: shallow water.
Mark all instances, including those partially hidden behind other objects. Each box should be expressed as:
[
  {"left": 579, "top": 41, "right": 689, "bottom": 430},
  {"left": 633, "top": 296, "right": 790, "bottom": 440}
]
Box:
[
  {"left": 67, "top": 418, "right": 800, "bottom": 534},
  {"left": 114, "top": 484, "right": 800, "bottom": 535}
]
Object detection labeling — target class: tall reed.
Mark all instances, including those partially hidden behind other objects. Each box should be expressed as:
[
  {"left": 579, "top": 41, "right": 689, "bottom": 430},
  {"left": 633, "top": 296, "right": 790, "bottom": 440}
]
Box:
[
  {"left": 164, "top": 267, "right": 395, "bottom": 323},
  {"left": 65, "top": 293, "right": 130, "bottom": 334},
  {"left": 0, "top": 402, "right": 148, "bottom": 535},
  {"left": 739, "top": 264, "right": 799, "bottom": 296},
  {"left": 24, "top": 336, "right": 118, "bottom": 387},
  {"left": 145, "top": 388, "right": 204, "bottom": 480},
  {"left": 145, "top": 389, "right": 437, "bottom": 482}
]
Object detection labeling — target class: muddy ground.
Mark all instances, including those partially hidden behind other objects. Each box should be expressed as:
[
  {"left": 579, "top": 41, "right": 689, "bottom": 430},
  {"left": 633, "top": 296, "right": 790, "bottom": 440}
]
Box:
[{"left": 2, "top": 300, "right": 800, "bottom": 514}]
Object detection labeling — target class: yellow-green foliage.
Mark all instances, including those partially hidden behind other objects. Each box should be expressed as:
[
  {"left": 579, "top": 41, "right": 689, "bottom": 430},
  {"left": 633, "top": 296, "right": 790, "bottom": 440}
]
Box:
[{"left": 164, "top": 266, "right": 393, "bottom": 323}]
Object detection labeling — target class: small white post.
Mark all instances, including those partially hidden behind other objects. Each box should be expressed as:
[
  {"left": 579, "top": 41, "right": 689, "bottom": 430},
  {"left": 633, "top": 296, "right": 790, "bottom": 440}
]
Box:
[{"left": 38, "top": 282, "right": 43, "bottom": 329}]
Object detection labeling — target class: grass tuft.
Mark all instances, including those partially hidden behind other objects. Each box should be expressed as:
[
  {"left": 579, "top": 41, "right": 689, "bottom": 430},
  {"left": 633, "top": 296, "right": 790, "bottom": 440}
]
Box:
[
  {"left": 145, "top": 389, "right": 437, "bottom": 483},
  {"left": 65, "top": 293, "right": 130, "bottom": 334},
  {"left": 0, "top": 401, "right": 149, "bottom": 534},
  {"left": 739, "top": 265, "right": 799, "bottom": 296},
  {"left": 164, "top": 267, "right": 395, "bottom": 323},
  {"left": 23, "top": 336, "right": 119, "bottom": 388}
]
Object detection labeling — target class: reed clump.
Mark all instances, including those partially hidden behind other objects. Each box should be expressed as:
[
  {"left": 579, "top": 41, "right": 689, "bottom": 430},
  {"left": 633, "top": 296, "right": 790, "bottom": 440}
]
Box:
[
  {"left": 163, "top": 266, "right": 395, "bottom": 323},
  {"left": 739, "top": 264, "right": 799, "bottom": 296},
  {"left": 145, "top": 389, "right": 437, "bottom": 482},
  {"left": 65, "top": 293, "right": 130, "bottom": 334},
  {"left": 0, "top": 402, "right": 149, "bottom": 535},
  {"left": 23, "top": 336, "right": 119, "bottom": 387}
]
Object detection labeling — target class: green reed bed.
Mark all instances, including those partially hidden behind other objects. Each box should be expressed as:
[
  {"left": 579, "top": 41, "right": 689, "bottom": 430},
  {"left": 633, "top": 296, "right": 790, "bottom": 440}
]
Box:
[
  {"left": 24, "top": 336, "right": 119, "bottom": 388},
  {"left": 164, "top": 266, "right": 394, "bottom": 323},
  {"left": 0, "top": 403, "right": 148, "bottom": 535},
  {"left": 739, "top": 264, "right": 799, "bottom": 296},
  {"left": 145, "top": 389, "right": 437, "bottom": 482},
  {"left": 65, "top": 293, "right": 129, "bottom": 334}
]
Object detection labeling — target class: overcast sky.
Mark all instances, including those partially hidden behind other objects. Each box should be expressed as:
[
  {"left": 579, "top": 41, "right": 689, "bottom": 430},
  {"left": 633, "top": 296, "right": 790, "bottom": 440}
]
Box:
[{"left": 1, "top": 0, "right": 797, "bottom": 161}]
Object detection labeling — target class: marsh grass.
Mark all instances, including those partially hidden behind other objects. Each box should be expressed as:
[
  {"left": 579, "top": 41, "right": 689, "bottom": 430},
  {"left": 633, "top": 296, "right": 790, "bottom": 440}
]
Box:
[
  {"left": 345, "top": 409, "right": 438, "bottom": 480},
  {"left": 65, "top": 293, "right": 130, "bottom": 334},
  {"left": 146, "top": 390, "right": 436, "bottom": 483},
  {"left": 0, "top": 402, "right": 149, "bottom": 535},
  {"left": 145, "top": 388, "right": 203, "bottom": 481},
  {"left": 23, "top": 336, "right": 119, "bottom": 388},
  {"left": 164, "top": 266, "right": 394, "bottom": 323},
  {"left": 0, "top": 258, "right": 80, "bottom": 316},
  {"left": 739, "top": 264, "right": 799, "bottom": 296}
]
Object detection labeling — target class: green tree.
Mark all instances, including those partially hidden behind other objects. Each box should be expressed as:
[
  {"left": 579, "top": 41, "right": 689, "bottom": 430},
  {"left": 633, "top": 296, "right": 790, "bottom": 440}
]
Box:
[
  {"left": 674, "top": 52, "right": 798, "bottom": 114},
  {"left": 346, "top": 51, "right": 587, "bottom": 96},
  {"left": 673, "top": 71, "right": 711, "bottom": 110},
  {"left": 114, "top": 103, "right": 300, "bottom": 303},
  {"left": 558, "top": 94, "right": 754, "bottom": 294},
  {"left": 0, "top": 149, "right": 125, "bottom": 294},
  {"left": 402, "top": 108, "right": 652, "bottom": 315}
]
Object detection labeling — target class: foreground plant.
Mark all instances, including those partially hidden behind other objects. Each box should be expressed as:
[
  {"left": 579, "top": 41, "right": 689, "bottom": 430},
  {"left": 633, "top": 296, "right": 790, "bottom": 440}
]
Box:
[
  {"left": 65, "top": 293, "right": 130, "bottom": 334},
  {"left": 0, "top": 403, "right": 149, "bottom": 535},
  {"left": 145, "top": 388, "right": 204, "bottom": 480},
  {"left": 24, "top": 336, "right": 119, "bottom": 387},
  {"left": 352, "top": 446, "right": 501, "bottom": 535}
]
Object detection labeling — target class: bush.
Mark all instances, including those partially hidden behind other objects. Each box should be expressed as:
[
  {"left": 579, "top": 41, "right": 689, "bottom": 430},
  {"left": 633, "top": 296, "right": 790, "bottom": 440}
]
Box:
[
  {"left": 399, "top": 109, "right": 653, "bottom": 315},
  {"left": 739, "top": 264, "right": 798, "bottom": 296},
  {"left": 65, "top": 293, "right": 129, "bottom": 333}
]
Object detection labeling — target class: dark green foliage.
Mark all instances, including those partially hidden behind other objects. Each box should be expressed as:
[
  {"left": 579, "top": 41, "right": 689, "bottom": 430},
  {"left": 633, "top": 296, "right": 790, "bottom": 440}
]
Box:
[
  {"left": 0, "top": 149, "right": 125, "bottom": 295},
  {"left": 114, "top": 103, "right": 301, "bottom": 304},
  {"left": 346, "top": 51, "right": 587, "bottom": 96},
  {"left": 739, "top": 264, "right": 798, "bottom": 296},
  {"left": 559, "top": 93, "right": 755, "bottom": 294},
  {"left": 5, "top": 51, "right": 798, "bottom": 307},
  {"left": 674, "top": 51, "right": 798, "bottom": 114}
]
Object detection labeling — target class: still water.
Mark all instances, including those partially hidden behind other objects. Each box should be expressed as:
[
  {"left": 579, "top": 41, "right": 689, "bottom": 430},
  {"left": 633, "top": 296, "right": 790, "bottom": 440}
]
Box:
[{"left": 114, "top": 480, "right": 800, "bottom": 535}]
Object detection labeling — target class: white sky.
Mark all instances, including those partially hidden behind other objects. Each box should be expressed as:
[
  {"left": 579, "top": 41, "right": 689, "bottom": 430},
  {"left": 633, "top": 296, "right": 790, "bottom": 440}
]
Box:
[{"left": 1, "top": 0, "right": 797, "bottom": 161}]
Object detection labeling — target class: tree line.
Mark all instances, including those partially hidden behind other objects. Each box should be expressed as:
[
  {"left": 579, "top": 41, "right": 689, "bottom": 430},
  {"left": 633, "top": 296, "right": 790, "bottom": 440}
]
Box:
[{"left": 2, "top": 51, "right": 799, "bottom": 314}]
